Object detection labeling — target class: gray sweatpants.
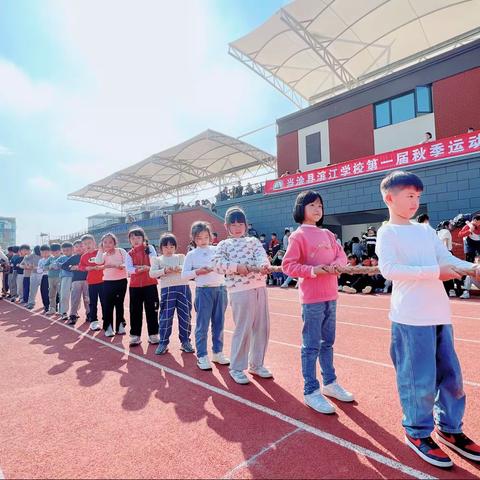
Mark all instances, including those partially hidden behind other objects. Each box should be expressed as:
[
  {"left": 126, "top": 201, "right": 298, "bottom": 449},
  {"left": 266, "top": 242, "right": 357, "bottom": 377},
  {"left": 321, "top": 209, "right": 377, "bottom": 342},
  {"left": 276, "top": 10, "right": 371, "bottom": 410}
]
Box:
[
  {"left": 9, "top": 271, "right": 18, "bottom": 297},
  {"left": 28, "top": 272, "right": 43, "bottom": 306},
  {"left": 70, "top": 280, "right": 90, "bottom": 317},
  {"left": 59, "top": 276, "right": 73, "bottom": 314},
  {"left": 48, "top": 277, "right": 61, "bottom": 313},
  {"left": 229, "top": 286, "right": 270, "bottom": 372},
  {"left": 16, "top": 274, "right": 24, "bottom": 301}
]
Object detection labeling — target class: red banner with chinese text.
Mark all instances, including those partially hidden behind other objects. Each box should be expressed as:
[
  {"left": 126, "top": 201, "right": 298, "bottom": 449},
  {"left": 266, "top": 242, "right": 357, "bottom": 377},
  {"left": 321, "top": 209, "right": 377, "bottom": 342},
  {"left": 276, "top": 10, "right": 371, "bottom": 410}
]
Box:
[{"left": 264, "top": 131, "right": 480, "bottom": 195}]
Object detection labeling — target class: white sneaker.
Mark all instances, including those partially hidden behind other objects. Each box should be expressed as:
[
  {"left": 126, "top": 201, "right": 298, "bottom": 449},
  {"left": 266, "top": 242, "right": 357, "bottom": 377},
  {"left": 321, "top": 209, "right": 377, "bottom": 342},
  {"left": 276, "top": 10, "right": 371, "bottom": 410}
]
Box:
[
  {"left": 448, "top": 289, "right": 457, "bottom": 298},
  {"left": 460, "top": 291, "right": 470, "bottom": 299},
  {"left": 212, "top": 352, "right": 230, "bottom": 365},
  {"left": 129, "top": 335, "right": 142, "bottom": 346},
  {"left": 322, "top": 381, "right": 355, "bottom": 402},
  {"left": 229, "top": 369, "right": 250, "bottom": 384},
  {"left": 304, "top": 389, "right": 335, "bottom": 414},
  {"left": 60, "top": 313, "right": 69, "bottom": 321},
  {"left": 197, "top": 356, "right": 212, "bottom": 370},
  {"left": 148, "top": 334, "right": 160, "bottom": 344},
  {"left": 90, "top": 321, "right": 101, "bottom": 331},
  {"left": 105, "top": 325, "right": 115, "bottom": 337},
  {"left": 117, "top": 323, "right": 126, "bottom": 335},
  {"left": 361, "top": 286, "right": 372, "bottom": 294},
  {"left": 248, "top": 366, "right": 273, "bottom": 378},
  {"left": 280, "top": 283, "right": 289, "bottom": 289},
  {"left": 342, "top": 286, "right": 357, "bottom": 294}
]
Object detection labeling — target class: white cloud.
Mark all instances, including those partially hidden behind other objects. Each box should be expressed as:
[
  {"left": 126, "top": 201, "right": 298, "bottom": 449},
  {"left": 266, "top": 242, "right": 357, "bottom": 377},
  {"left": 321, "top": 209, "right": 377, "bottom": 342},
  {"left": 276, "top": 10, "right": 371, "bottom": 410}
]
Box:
[
  {"left": 27, "top": 176, "right": 56, "bottom": 190},
  {"left": 0, "top": 58, "right": 56, "bottom": 115},
  {"left": 0, "top": 144, "right": 13, "bottom": 155}
]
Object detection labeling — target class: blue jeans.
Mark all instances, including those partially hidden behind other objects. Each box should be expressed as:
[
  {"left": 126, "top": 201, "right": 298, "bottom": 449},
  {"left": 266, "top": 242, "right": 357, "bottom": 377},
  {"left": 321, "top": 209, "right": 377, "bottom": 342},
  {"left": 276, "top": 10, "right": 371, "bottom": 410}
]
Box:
[
  {"left": 194, "top": 286, "right": 227, "bottom": 358},
  {"left": 390, "top": 323, "right": 465, "bottom": 438},
  {"left": 301, "top": 300, "right": 337, "bottom": 395}
]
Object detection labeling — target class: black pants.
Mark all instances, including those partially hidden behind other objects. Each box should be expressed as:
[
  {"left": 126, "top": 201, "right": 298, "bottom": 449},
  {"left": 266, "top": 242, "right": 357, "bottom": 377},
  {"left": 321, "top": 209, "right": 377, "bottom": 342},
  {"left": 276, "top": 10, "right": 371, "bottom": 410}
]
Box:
[
  {"left": 2, "top": 272, "right": 9, "bottom": 294},
  {"left": 129, "top": 284, "right": 159, "bottom": 336},
  {"left": 88, "top": 283, "right": 105, "bottom": 323},
  {"left": 40, "top": 275, "right": 49, "bottom": 310},
  {"left": 23, "top": 276, "right": 30, "bottom": 303},
  {"left": 103, "top": 279, "right": 127, "bottom": 331}
]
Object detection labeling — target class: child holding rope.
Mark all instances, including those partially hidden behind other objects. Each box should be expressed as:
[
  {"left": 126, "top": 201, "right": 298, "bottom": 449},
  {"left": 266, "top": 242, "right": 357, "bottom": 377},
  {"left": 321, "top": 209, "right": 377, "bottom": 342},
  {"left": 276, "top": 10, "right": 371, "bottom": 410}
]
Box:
[
  {"left": 376, "top": 170, "right": 480, "bottom": 468},
  {"left": 282, "top": 190, "right": 354, "bottom": 415}
]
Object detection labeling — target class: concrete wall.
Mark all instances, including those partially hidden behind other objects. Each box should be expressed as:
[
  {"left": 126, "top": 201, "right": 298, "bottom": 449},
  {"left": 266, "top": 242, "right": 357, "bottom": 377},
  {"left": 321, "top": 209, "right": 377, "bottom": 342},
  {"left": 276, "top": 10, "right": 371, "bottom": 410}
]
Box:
[
  {"left": 373, "top": 113, "right": 436, "bottom": 154},
  {"left": 216, "top": 154, "right": 480, "bottom": 240}
]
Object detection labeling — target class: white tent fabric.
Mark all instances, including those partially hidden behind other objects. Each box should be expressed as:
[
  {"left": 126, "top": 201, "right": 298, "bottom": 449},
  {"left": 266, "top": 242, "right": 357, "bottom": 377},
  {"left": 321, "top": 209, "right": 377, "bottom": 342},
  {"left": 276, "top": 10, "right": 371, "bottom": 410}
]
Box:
[
  {"left": 229, "top": 0, "right": 480, "bottom": 107},
  {"left": 69, "top": 129, "right": 276, "bottom": 208}
]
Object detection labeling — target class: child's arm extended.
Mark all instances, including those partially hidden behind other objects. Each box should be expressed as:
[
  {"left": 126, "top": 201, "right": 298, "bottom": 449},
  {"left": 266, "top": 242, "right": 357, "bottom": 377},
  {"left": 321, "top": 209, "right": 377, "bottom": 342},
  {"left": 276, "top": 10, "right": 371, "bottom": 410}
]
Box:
[
  {"left": 433, "top": 229, "right": 479, "bottom": 279},
  {"left": 377, "top": 229, "right": 440, "bottom": 280}
]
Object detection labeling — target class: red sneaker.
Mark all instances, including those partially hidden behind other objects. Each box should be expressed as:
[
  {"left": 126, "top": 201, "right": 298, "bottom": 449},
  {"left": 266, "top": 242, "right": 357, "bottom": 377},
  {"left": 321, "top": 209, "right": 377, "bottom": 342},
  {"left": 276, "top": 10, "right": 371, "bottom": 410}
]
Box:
[
  {"left": 405, "top": 434, "right": 453, "bottom": 468},
  {"left": 436, "top": 429, "right": 480, "bottom": 462}
]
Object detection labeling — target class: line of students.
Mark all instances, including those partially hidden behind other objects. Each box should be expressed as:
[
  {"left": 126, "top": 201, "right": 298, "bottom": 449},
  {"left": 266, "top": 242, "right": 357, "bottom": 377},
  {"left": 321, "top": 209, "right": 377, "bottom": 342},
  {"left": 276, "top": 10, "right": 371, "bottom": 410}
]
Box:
[{"left": 1, "top": 170, "right": 480, "bottom": 470}]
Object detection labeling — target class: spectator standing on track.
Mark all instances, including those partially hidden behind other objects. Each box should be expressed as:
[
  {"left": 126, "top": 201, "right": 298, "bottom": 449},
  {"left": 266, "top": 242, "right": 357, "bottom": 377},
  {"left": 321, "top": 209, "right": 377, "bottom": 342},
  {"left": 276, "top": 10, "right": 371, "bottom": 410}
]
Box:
[
  {"left": 7, "top": 246, "right": 20, "bottom": 301},
  {"left": 376, "top": 170, "right": 480, "bottom": 468},
  {"left": 212, "top": 207, "right": 273, "bottom": 385},
  {"left": 350, "top": 237, "right": 364, "bottom": 258},
  {"left": 58, "top": 242, "right": 74, "bottom": 320},
  {"left": 362, "top": 227, "right": 377, "bottom": 257},
  {"left": 458, "top": 214, "right": 480, "bottom": 262},
  {"left": 182, "top": 221, "right": 229, "bottom": 371},
  {"left": 282, "top": 228, "right": 290, "bottom": 250},
  {"left": 125, "top": 227, "right": 160, "bottom": 346},
  {"left": 150, "top": 233, "right": 194, "bottom": 355},
  {"left": 283, "top": 190, "right": 354, "bottom": 415},
  {"left": 437, "top": 221, "right": 456, "bottom": 297}
]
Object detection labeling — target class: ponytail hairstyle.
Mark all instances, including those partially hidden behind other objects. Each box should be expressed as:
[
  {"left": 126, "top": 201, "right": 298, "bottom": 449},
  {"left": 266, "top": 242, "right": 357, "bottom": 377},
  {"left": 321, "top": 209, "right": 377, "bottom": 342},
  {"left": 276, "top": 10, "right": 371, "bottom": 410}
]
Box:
[{"left": 190, "top": 221, "right": 212, "bottom": 246}]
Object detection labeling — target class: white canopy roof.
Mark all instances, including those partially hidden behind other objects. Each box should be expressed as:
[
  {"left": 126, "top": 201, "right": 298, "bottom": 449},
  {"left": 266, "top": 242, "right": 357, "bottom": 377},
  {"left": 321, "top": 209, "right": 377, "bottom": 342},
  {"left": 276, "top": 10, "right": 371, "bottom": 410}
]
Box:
[
  {"left": 229, "top": 0, "right": 480, "bottom": 107},
  {"left": 68, "top": 129, "right": 276, "bottom": 209}
]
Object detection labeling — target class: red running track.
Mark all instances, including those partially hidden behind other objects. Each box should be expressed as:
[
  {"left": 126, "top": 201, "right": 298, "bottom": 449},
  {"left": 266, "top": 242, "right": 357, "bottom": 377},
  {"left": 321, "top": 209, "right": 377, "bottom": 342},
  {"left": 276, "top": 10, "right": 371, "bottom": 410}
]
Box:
[{"left": 0, "top": 289, "right": 479, "bottom": 479}]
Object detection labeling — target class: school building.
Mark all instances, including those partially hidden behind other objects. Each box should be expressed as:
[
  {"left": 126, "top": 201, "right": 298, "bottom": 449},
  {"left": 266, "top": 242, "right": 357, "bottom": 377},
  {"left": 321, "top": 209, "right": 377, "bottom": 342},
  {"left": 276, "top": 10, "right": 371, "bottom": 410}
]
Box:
[{"left": 223, "top": 4, "right": 480, "bottom": 241}]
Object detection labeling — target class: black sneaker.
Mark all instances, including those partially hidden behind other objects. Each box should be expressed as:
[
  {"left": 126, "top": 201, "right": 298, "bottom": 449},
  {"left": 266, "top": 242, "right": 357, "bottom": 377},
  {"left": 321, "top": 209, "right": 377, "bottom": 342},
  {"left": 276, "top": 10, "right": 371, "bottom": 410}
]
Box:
[
  {"left": 180, "top": 342, "right": 195, "bottom": 353},
  {"left": 405, "top": 434, "right": 453, "bottom": 468},
  {"left": 155, "top": 344, "right": 169, "bottom": 355},
  {"left": 436, "top": 429, "right": 480, "bottom": 462},
  {"left": 67, "top": 315, "right": 78, "bottom": 325}
]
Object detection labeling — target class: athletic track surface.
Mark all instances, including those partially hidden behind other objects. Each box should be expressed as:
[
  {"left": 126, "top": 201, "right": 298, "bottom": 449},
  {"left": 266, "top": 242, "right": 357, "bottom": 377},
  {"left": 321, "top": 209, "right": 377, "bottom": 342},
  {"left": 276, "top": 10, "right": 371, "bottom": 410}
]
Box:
[{"left": 0, "top": 289, "right": 479, "bottom": 479}]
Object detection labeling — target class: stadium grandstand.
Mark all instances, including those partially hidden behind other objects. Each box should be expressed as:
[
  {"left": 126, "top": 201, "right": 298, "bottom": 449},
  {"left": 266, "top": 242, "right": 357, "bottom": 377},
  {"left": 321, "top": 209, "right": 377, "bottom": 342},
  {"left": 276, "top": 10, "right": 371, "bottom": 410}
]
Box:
[
  {"left": 64, "top": 129, "right": 276, "bottom": 249},
  {"left": 65, "top": 0, "right": 480, "bottom": 255}
]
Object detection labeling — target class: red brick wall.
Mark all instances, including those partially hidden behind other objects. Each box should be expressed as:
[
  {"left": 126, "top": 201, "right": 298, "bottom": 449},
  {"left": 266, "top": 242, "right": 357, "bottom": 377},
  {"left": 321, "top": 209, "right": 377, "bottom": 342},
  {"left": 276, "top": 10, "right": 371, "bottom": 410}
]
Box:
[
  {"left": 433, "top": 67, "right": 480, "bottom": 139},
  {"left": 170, "top": 208, "right": 226, "bottom": 254},
  {"left": 276, "top": 131, "right": 299, "bottom": 175},
  {"left": 328, "top": 106, "right": 375, "bottom": 164}
]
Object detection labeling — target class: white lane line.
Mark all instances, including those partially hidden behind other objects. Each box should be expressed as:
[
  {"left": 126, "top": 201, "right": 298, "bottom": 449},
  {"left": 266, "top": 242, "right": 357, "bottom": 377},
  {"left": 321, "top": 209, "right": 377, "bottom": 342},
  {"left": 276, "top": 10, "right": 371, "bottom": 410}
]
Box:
[
  {"left": 0, "top": 466, "right": 4, "bottom": 480},
  {"left": 5, "top": 304, "right": 436, "bottom": 480},
  {"left": 269, "top": 311, "right": 480, "bottom": 345},
  {"left": 223, "top": 428, "right": 302, "bottom": 479}
]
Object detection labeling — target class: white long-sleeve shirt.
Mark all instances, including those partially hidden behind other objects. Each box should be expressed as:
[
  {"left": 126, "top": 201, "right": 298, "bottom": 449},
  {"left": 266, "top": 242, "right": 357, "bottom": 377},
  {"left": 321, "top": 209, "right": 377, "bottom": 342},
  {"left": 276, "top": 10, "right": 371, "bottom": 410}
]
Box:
[
  {"left": 376, "top": 222, "right": 473, "bottom": 326},
  {"left": 181, "top": 246, "right": 225, "bottom": 287},
  {"left": 149, "top": 254, "right": 189, "bottom": 288}
]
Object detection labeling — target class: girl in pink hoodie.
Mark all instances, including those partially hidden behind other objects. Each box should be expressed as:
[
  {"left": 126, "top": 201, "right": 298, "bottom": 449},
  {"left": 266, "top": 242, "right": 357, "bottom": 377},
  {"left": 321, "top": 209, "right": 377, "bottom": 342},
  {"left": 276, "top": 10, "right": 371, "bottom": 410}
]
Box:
[{"left": 282, "top": 190, "right": 354, "bottom": 414}]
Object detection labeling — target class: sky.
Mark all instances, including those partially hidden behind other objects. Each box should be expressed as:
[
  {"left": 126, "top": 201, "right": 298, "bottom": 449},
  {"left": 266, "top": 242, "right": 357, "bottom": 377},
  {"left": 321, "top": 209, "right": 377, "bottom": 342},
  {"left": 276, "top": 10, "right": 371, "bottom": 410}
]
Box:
[{"left": 0, "top": 0, "right": 295, "bottom": 244}]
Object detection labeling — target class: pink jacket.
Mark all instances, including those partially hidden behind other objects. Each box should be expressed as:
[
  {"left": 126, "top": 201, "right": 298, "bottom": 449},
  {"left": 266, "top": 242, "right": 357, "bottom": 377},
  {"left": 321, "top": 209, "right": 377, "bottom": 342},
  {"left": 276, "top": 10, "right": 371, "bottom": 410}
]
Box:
[{"left": 282, "top": 225, "right": 347, "bottom": 304}]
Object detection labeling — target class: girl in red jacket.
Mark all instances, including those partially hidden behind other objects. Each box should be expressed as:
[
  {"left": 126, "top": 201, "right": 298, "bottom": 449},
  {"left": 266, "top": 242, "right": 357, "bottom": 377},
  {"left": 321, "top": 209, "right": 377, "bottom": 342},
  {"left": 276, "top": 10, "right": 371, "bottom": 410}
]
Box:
[{"left": 125, "top": 228, "right": 160, "bottom": 346}]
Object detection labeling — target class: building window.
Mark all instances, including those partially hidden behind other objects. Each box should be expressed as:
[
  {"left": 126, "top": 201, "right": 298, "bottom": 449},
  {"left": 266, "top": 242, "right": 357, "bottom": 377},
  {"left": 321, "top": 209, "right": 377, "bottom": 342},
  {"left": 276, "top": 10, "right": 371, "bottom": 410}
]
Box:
[
  {"left": 374, "top": 85, "right": 432, "bottom": 128},
  {"left": 305, "top": 132, "right": 321, "bottom": 165}
]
